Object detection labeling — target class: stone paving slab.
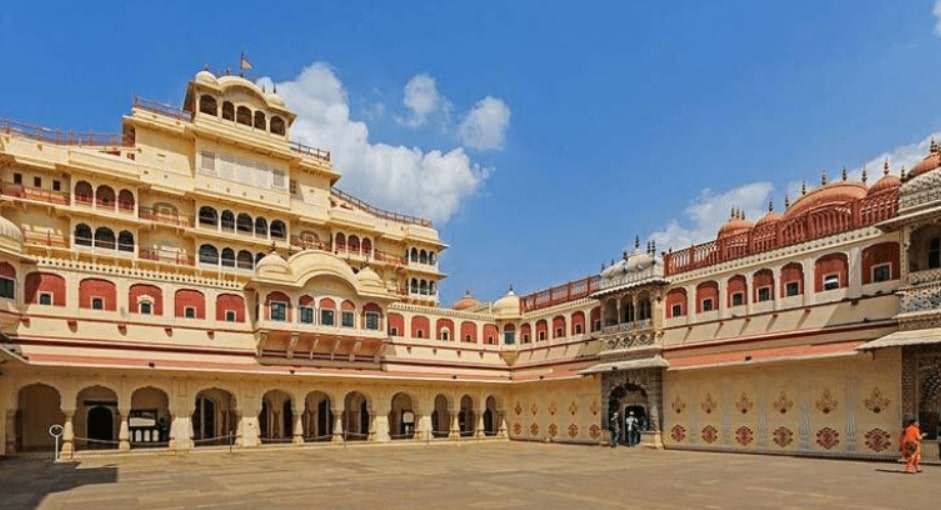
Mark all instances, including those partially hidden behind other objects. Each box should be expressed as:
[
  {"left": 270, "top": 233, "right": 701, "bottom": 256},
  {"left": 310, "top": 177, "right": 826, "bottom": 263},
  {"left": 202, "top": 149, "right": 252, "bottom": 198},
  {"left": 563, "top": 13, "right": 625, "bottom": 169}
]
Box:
[{"left": 0, "top": 442, "right": 935, "bottom": 509}]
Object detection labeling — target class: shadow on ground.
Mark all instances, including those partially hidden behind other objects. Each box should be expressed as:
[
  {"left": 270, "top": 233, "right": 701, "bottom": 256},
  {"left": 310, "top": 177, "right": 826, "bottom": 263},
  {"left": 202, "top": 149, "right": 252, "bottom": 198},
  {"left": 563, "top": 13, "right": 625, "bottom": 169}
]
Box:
[{"left": 0, "top": 456, "right": 117, "bottom": 510}]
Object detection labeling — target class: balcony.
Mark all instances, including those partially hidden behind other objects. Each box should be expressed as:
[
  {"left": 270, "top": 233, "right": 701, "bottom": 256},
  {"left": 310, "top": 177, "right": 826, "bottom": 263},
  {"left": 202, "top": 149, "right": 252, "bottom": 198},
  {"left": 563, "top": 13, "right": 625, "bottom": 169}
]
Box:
[
  {"left": 139, "top": 248, "right": 194, "bottom": 266},
  {"left": 602, "top": 319, "right": 653, "bottom": 334},
  {"left": 898, "top": 280, "right": 941, "bottom": 315},
  {"left": 0, "top": 182, "right": 70, "bottom": 206},
  {"left": 0, "top": 117, "right": 129, "bottom": 146},
  {"left": 23, "top": 231, "right": 68, "bottom": 249},
  {"left": 908, "top": 268, "right": 941, "bottom": 287},
  {"left": 138, "top": 207, "right": 192, "bottom": 228}
]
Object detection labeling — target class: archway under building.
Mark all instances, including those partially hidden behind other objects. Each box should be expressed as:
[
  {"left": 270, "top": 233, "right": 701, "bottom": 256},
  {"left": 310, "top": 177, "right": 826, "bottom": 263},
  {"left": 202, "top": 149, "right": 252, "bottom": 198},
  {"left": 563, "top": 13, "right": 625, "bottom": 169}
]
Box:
[
  {"left": 483, "top": 395, "right": 499, "bottom": 436},
  {"left": 260, "top": 389, "right": 293, "bottom": 444},
  {"left": 303, "top": 391, "right": 333, "bottom": 442},
  {"left": 76, "top": 385, "right": 118, "bottom": 450},
  {"left": 193, "top": 388, "right": 236, "bottom": 446},
  {"left": 343, "top": 392, "right": 370, "bottom": 441},
  {"left": 431, "top": 394, "right": 451, "bottom": 438},
  {"left": 129, "top": 386, "right": 170, "bottom": 448},
  {"left": 389, "top": 392, "right": 416, "bottom": 440},
  {"left": 459, "top": 395, "right": 475, "bottom": 437},
  {"left": 15, "top": 383, "right": 64, "bottom": 452}
]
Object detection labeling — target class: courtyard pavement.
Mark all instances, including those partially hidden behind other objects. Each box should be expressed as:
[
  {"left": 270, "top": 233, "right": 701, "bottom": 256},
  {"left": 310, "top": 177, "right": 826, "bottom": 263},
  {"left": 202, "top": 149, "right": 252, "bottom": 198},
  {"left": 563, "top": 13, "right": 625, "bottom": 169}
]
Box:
[{"left": 0, "top": 441, "right": 936, "bottom": 509}]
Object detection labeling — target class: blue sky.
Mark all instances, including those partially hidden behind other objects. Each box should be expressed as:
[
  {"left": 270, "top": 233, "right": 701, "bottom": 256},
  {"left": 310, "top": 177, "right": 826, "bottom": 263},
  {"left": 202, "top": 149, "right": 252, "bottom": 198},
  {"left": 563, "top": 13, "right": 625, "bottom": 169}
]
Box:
[{"left": 3, "top": 1, "right": 941, "bottom": 306}]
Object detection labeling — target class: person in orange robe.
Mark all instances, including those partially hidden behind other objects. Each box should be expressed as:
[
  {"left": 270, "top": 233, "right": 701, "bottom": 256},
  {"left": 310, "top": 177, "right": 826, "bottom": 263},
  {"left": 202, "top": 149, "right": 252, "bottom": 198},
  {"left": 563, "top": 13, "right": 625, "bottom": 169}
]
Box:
[{"left": 900, "top": 419, "right": 923, "bottom": 474}]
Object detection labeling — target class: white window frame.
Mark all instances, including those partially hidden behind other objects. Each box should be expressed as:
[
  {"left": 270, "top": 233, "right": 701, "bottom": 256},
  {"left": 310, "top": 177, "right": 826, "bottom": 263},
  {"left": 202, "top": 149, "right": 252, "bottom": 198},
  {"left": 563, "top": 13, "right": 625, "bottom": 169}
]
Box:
[
  {"left": 757, "top": 286, "right": 772, "bottom": 302},
  {"left": 365, "top": 311, "right": 380, "bottom": 330},
  {"left": 671, "top": 304, "right": 683, "bottom": 317},
  {"left": 39, "top": 292, "right": 53, "bottom": 305},
  {"left": 440, "top": 328, "right": 451, "bottom": 341},
  {"left": 225, "top": 310, "right": 237, "bottom": 322},
  {"left": 184, "top": 306, "right": 197, "bottom": 319},
  {"left": 784, "top": 281, "right": 800, "bottom": 297},
  {"left": 872, "top": 263, "right": 891, "bottom": 283},
  {"left": 0, "top": 275, "right": 14, "bottom": 299},
  {"left": 300, "top": 305, "right": 315, "bottom": 324},
  {"left": 270, "top": 301, "right": 288, "bottom": 322},
  {"left": 91, "top": 296, "right": 104, "bottom": 310},
  {"left": 823, "top": 273, "right": 840, "bottom": 291},
  {"left": 730, "top": 292, "right": 745, "bottom": 307},
  {"left": 701, "top": 298, "right": 715, "bottom": 312}
]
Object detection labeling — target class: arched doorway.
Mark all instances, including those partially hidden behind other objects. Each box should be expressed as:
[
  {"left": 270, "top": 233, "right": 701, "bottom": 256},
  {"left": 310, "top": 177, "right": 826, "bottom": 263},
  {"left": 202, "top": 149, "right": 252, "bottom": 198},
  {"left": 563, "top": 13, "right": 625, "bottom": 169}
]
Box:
[
  {"left": 76, "top": 385, "right": 118, "bottom": 450},
  {"left": 129, "top": 386, "right": 170, "bottom": 448},
  {"left": 303, "top": 391, "right": 333, "bottom": 442},
  {"left": 193, "top": 388, "right": 236, "bottom": 446},
  {"left": 260, "top": 389, "right": 293, "bottom": 444},
  {"left": 459, "top": 395, "right": 475, "bottom": 437},
  {"left": 608, "top": 384, "right": 648, "bottom": 446},
  {"left": 431, "top": 394, "right": 450, "bottom": 438},
  {"left": 16, "top": 383, "right": 64, "bottom": 452},
  {"left": 389, "top": 393, "right": 416, "bottom": 440},
  {"left": 343, "top": 392, "right": 370, "bottom": 441},
  {"left": 483, "top": 395, "right": 499, "bottom": 436}
]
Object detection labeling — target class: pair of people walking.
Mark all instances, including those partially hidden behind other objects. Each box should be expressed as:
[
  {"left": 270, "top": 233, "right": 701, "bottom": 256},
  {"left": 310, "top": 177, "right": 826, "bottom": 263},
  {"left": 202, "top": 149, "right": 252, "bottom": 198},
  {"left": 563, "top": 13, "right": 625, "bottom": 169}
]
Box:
[
  {"left": 899, "top": 419, "right": 925, "bottom": 474},
  {"left": 609, "top": 410, "right": 640, "bottom": 447}
]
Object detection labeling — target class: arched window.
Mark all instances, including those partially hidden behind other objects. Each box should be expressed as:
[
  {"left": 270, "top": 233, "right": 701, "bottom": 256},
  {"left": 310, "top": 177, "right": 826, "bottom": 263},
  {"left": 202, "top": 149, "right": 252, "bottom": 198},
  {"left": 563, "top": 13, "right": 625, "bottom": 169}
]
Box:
[
  {"left": 236, "top": 213, "right": 253, "bottom": 234},
  {"left": 94, "top": 227, "right": 115, "bottom": 249},
  {"left": 222, "top": 101, "right": 235, "bottom": 121},
  {"left": 0, "top": 263, "right": 15, "bottom": 299},
  {"left": 349, "top": 236, "right": 360, "bottom": 253},
  {"left": 253, "top": 111, "right": 266, "bottom": 130},
  {"left": 198, "top": 244, "right": 219, "bottom": 265},
  {"left": 74, "top": 181, "right": 93, "bottom": 205},
  {"left": 199, "top": 95, "right": 218, "bottom": 116},
  {"left": 429, "top": 252, "right": 436, "bottom": 265},
  {"left": 74, "top": 224, "right": 93, "bottom": 246},
  {"left": 236, "top": 106, "right": 252, "bottom": 126},
  {"left": 410, "top": 248, "right": 418, "bottom": 262},
  {"left": 419, "top": 280, "right": 429, "bottom": 295},
  {"left": 198, "top": 206, "right": 217, "bottom": 227},
  {"left": 96, "top": 185, "right": 115, "bottom": 208},
  {"left": 335, "top": 233, "right": 346, "bottom": 251},
  {"left": 117, "top": 230, "right": 134, "bottom": 252},
  {"left": 221, "top": 248, "right": 236, "bottom": 267},
  {"left": 254, "top": 217, "right": 268, "bottom": 237},
  {"left": 117, "top": 189, "right": 135, "bottom": 212},
  {"left": 220, "top": 210, "right": 235, "bottom": 232},
  {"left": 361, "top": 238, "right": 372, "bottom": 255},
  {"left": 410, "top": 278, "right": 418, "bottom": 294},
  {"left": 420, "top": 250, "right": 428, "bottom": 264},
  {"left": 270, "top": 116, "right": 286, "bottom": 136},
  {"left": 237, "top": 250, "right": 254, "bottom": 269},
  {"left": 269, "top": 220, "right": 286, "bottom": 240}
]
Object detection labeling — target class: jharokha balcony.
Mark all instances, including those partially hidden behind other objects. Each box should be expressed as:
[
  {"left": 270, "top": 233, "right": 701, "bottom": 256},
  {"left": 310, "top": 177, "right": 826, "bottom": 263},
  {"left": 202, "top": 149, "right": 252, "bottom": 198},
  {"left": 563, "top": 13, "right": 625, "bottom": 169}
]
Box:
[{"left": 254, "top": 326, "right": 386, "bottom": 365}]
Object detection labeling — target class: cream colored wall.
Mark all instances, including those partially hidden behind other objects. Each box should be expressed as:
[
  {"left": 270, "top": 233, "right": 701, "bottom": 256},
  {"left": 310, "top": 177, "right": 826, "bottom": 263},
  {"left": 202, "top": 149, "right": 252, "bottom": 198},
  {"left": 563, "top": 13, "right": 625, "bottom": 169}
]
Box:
[
  {"left": 505, "top": 377, "right": 602, "bottom": 444},
  {"left": 663, "top": 349, "right": 901, "bottom": 458}
]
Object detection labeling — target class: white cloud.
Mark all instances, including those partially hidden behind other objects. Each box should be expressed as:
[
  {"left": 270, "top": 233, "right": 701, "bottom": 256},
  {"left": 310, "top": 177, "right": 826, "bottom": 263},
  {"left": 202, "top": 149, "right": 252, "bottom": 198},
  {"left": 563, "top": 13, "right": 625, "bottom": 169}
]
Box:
[
  {"left": 397, "top": 74, "right": 445, "bottom": 127},
  {"left": 649, "top": 182, "right": 774, "bottom": 252},
  {"left": 260, "top": 63, "right": 488, "bottom": 225},
  {"left": 934, "top": 1, "right": 941, "bottom": 35},
  {"left": 459, "top": 96, "right": 511, "bottom": 151}
]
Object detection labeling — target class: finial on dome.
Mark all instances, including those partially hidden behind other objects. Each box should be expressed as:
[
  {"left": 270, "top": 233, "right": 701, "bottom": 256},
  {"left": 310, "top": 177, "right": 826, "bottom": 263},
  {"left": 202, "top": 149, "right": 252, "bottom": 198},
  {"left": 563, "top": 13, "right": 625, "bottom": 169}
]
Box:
[
  {"left": 900, "top": 165, "right": 907, "bottom": 180},
  {"left": 273, "top": 84, "right": 278, "bottom": 93},
  {"left": 730, "top": 207, "right": 736, "bottom": 219},
  {"left": 225, "top": 68, "right": 232, "bottom": 76},
  {"left": 768, "top": 199, "right": 774, "bottom": 212},
  {"left": 801, "top": 181, "right": 807, "bottom": 195},
  {"left": 203, "top": 63, "right": 210, "bottom": 71},
  {"left": 883, "top": 159, "right": 889, "bottom": 176},
  {"left": 931, "top": 137, "right": 938, "bottom": 153},
  {"left": 861, "top": 167, "right": 868, "bottom": 184},
  {"left": 634, "top": 235, "right": 640, "bottom": 249},
  {"left": 784, "top": 194, "right": 790, "bottom": 208},
  {"left": 821, "top": 170, "right": 828, "bottom": 186},
  {"left": 508, "top": 283, "right": 514, "bottom": 292},
  {"left": 841, "top": 167, "right": 848, "bottom": 181},
  {"left": 740, "top": 210, "right": 746, "bottom": 220},
  {"left": 622, "top": 250, "right": 629, "bottom": 261}
]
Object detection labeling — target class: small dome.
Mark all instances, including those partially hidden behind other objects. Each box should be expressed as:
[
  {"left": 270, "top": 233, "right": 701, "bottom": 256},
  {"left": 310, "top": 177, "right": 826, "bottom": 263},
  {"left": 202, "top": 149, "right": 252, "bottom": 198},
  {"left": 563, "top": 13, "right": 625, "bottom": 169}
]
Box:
[
  {"left": 452, "top": 290, "right": 481, "bottom": 311},
  {"left": 909, "top": 141, "right": 941, "bottom": 179},
  {"left": 717, "top": 209, "right": 753, "bottom": 239},
  {"left": 492, "top": 287, "right": 521, "bottom": 319},
  {"left": 195, "top": 69, "right": 217, "bottom": 85},
  {"left": 755, "top": 211, "right": 781, "bottom": 228},
  {"left": 355, "top": 266, "right": 384, "bottom": 291},
  {"left": 255, "top": 252, "right": 290, "bottom": 276},
  {"left": 868, "top": 170, "right": 901, "bottom": 195},
  {"left": 0, "top": 215, "right": 23, "bottom": 254},
  {"left": 783, "top": 181, "right": 868, "bottom": 219}
]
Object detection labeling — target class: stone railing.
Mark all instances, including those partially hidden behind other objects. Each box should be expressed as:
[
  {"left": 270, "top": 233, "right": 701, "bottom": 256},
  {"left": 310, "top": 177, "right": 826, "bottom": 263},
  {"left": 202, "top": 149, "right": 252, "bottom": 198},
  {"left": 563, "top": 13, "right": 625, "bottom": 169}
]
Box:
[
  {"left": 899, "top": 281, "right": 941, "bottom": 314},
  {"left": 908, "top": 268, "right": 941, "bottom": 287},
  {"left": 602, "top": 319, "right": 652, "bottom": 334}
]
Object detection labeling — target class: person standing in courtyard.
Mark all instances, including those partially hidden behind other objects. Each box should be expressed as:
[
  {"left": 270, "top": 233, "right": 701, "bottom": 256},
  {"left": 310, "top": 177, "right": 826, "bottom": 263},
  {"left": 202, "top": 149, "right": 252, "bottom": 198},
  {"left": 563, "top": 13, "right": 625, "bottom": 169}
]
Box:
[
  {"left": 625, "top": 411, "right": 639, "bottom": 447},
  {"left": 900, "top": 419, "right": 924, "bottom": 474},
  {"left": 609, "top": 412, "right": 620, "bottom": 448}
]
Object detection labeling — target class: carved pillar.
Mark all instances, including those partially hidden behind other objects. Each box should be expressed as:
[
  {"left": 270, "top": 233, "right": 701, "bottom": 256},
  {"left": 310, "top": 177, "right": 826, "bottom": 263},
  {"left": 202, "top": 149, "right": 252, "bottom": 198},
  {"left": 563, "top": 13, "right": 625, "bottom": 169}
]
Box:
[
  {"left": 332, "top": 406, "right": 345, "bottom": 443},
  {"left": 61, "top": 410, "right": 75, "bottom": 459},
  {"left": 371, "top": 403, "right": 391, "bottom": 442},
  {"left": 117, "top": 409, "right": 130, "bottom": 452},
  {"left": 449, "top": 406, "right": 460, "bottom": 440},
  {"left": 475, "top": 407, "right": 486, "bottom": 439},
  {"left": 292, "top": 405, "right": 304, "bottom": 445},
  {"left": 4, "top": 409, "right": 16, "bottom": 455}
]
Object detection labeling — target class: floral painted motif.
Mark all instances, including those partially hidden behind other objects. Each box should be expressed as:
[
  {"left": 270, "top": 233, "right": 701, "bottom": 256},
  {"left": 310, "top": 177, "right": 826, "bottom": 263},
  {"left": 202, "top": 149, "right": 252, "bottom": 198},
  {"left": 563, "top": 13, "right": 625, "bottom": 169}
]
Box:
[
  {"left": 815, "top": 427, "right": 840, "bottom": 450},
  {"left": 568, "top": 423, "right": 579, "bottom": 438},
  {"left": 549, "top": 401, "right": 558, "bottom": 416},
  {"left": 864, "top": 428, "right": 891, "bottom": 452},
  {"left": 514, "top": 402, "right": 522, "bottom": 416},
  {"left": 701, "top": 425, "right": 718, "bottom": 444},
  {"left": 531, "top": 403, "right": 539, "bottom": 416},
  {"left": 735, "top": 426, "right": 754, "bottom": 446},
  {"left": 864, "top": 387, "right": 890, "bottom": 414},
  {"left": 772, "top": 391, "right": 793, "bottom": 415},
  {"left": 815, "top": 389, "right": 838, "bottom": 414},
  {"left": 548, "top": 423, "right": 558, "bottom": 438},
  {"left": 701, "top": 393, "right": 718, "bottom": 414},
  {"left": 671, "top": 424, "right": 686, "bottom": 442},
  {"left": 590, "top": 400, "right": 600, "bottom": 416},
  {"left": 735, "top": 393, "right": 754, "bottom": 415},
  {"left": 772, "top": 426, "right": 793, "bottom": 447},
  {"left": 671, "top": 396, "right": 686, "bottom": 414},
  {"left": 513, "top": 422, "right": 522, "bottom": 436},
  {"left": 569, "top": 401, "right": 578, "bottom": 416},
  {"left": 589, "top": 424, "right": 601, "bottom": 439},
  {"left": 530, "top": 423, "right": 540, "bottom": 436}
]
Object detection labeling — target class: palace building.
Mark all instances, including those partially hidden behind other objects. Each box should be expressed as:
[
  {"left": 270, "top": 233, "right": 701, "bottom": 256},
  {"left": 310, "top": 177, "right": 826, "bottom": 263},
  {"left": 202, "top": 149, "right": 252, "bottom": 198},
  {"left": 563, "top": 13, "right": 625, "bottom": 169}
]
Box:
[{"left": 1, "top": 70, "right": 940, "bottom": 460}]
